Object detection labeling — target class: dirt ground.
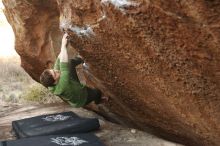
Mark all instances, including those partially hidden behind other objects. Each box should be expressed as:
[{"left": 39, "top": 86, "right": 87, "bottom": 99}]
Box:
[{"left": 0, "top": 102, "right": 183, "bottom": 146}]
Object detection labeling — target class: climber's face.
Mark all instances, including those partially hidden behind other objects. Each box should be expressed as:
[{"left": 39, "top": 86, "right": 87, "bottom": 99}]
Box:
[{"left": 49, "top": 69, "right": 60, "bottom": 84}]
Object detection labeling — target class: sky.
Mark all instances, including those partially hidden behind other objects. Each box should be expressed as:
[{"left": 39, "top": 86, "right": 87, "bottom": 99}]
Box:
[{"left": 0, "top": 1, "right": 18, "bottom": 58}]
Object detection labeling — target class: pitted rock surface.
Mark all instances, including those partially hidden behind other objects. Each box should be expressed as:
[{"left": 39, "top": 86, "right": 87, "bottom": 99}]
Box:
[{"left": 3, "top": 0, "right": 220, "bottom": 145}]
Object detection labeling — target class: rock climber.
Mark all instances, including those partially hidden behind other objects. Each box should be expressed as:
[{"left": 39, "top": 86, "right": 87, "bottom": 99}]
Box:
[{"left": 40, "top": 33, "right": 108, "bottom": 107}]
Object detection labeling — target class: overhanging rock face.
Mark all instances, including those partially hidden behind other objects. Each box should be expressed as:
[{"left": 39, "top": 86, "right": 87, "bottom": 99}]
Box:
[{"left": 3, "top": 0, "right": 220, "bottom": 146}]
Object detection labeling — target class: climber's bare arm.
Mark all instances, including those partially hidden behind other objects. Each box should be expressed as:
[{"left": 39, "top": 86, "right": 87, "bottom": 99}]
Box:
[{"left": 59, "top": 33, "right": 68, "bottom": 63}]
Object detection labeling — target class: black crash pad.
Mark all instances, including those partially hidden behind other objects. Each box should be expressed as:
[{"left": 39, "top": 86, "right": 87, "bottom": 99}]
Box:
[
  {"left": 12, "top": 112, "right": 100, "bottom": 138},
  {"left": 0, "top": 134, "right": 104, "bottom": 146}
]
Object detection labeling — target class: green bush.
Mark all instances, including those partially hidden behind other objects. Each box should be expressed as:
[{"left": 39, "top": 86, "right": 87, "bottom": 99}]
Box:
[{"left": 21, "top": 83, "right": 61, "bottom": 103}]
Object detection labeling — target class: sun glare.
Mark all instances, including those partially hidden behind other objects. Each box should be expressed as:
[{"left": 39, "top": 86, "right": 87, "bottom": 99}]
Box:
[{"left": 0, "top": 1, "right": 18, "bottom": 58}]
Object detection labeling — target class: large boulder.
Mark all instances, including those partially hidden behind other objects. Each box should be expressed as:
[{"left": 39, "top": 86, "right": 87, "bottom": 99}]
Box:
[
  {"left": 3, "top": 0, "right": 220, "bottom": 145},
  {"left": 2, "top": 0, "right": 59, "bottom": 80}
]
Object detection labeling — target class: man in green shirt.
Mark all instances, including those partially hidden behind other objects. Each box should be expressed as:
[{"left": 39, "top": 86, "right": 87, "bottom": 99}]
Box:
[{"left": 40, "top": 33, "right": 108, "bottom": 107}]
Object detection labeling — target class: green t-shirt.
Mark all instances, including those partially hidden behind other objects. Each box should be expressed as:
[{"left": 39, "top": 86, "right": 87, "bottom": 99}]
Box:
[{"left": 49, "top": 58, "right": 88, "bottom": 107}]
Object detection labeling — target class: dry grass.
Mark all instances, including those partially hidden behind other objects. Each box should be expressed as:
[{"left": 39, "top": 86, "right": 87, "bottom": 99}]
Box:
[
  {"left": 20, "top": 83, "right": 61, "bottom": 104},
  {"left": 0, "top": 57, "right": 62, "bottom": 104},
  {"left": 0, "top": 56, "right": 31, "bottom": 83}
]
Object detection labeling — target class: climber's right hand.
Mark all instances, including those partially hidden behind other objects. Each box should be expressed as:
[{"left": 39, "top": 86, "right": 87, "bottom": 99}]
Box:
[{"left": 61, "top": 33, "right": 68, "bottom": 48}]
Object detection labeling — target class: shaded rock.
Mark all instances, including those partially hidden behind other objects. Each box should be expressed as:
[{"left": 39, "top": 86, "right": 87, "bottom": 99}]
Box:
[{"left": 2, "top": 0, "right": 220, "bottom": 146}]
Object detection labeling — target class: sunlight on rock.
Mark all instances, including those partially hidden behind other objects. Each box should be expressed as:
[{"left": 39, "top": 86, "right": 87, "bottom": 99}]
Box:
[
  {"left": 69, "top": 25, "right": 95, "bottom": 37},
  {"left": 101, "top": 0, "right": 139, "bottom": 11}
]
